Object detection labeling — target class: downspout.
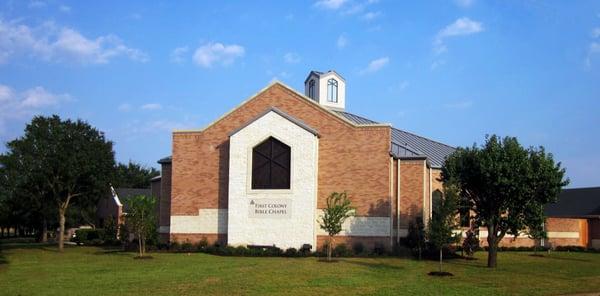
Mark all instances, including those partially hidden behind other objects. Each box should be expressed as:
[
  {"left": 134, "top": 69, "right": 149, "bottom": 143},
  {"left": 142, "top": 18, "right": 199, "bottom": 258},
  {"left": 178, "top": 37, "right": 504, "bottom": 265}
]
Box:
[
  {"left": 389, "top": 157, "right": 394, "bottom": 248},
  {"left": 429, "top": 166, "right": 432, "bottom": 221},
  {"left": 397, "top": 159, "right": 401, "bottom": 243},
  {"left": 423, "top": 160, "right": 427, "bottom": 226}
]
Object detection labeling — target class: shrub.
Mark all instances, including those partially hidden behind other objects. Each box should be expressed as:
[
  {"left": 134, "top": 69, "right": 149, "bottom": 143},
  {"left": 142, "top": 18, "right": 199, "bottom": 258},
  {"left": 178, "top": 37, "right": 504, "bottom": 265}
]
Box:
[
  {"left": 462, "top": 229, "right": 479, "bottom": 257},
  {"left": 284, "top": 248, "right": 298, "bottom": 257},
  {"left": 198, "top": 237, "right": 209, "bottom": 250},
  {"left": 181, "top": 240, "right": 194, "bottom": 252},
  {"left": 234, "top": 246, "right": 249, "bottom": 256},
  {"left": 352, "top": 242, "right": 365, "bottom": 255},
  {"left": 372, "top": 242, "right": 386, "bottom": 256},
  {"left": 170, "top": 241, "right": 181, "bottom": 252},
  {"left": 73, "top": 229, "right": 105, "bottom": 245},
  {"left": 333, "top": 243, "right": 352, "bottom": 257}
]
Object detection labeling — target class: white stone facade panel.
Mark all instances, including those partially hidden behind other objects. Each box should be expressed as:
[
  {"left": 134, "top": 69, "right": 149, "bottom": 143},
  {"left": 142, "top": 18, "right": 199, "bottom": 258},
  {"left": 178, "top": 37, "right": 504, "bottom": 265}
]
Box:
[
  {"left": 316, "top": 210, "right": 391, "bottom": 237},
  {"left": 170, "top": 209, "right": 228, "bottom": 234},
  {"left": 228, "top": 110, "right": 319, "bottom": 250}
]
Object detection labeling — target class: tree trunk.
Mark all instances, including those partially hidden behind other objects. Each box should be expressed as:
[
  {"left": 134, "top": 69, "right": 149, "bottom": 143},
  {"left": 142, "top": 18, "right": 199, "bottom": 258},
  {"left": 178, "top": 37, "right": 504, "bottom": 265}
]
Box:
[
  {"left": 487, "top": 226, "right": 498, "bottom": 268},
  {"left": 138, "top": 234, "right": 143, "bottom": 257},
  {"left": 327, "top": 236, "right": 334, "bottom": 262},
  {"left": 439, "top": 248, "right": 443, "bottom": 273},
  {"left": 41, "top": 219, "right": 48, "bottom": 243},
  {"left": 58, "top": 207, "right": 66, "bottom": 252}
]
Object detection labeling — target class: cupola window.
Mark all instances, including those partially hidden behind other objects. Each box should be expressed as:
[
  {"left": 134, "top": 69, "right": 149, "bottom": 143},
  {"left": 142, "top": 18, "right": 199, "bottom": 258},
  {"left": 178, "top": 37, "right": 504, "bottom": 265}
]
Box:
[
  {"left": 327, "top": 78, "right": 338, "bottom": 103},
  {"left": 308, "top": 80, "right": 316, "bottom": 100}
]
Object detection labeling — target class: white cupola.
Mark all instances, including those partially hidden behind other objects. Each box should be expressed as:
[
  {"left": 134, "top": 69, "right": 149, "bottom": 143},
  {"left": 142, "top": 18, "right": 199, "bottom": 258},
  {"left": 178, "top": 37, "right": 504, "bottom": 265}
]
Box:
[{"left": 303, "top": 70, "right": 346, "bottom": 110}]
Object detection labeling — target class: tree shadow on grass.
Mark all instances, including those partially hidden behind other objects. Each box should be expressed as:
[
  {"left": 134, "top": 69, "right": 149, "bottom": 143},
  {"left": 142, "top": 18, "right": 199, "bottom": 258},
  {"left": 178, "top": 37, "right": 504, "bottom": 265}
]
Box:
[{"left": 341, "top": 259, "right": 405, "bottom": 271}]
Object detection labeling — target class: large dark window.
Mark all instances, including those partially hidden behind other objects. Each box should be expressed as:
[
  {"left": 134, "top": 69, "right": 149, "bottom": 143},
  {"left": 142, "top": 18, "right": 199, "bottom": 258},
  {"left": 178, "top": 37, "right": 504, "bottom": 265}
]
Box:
[
  {"left": 252, "top": 137, "right": 291, "bottom": 189},
  {"left": 431, "top": 190, "right": 443, "bottom": 219}
]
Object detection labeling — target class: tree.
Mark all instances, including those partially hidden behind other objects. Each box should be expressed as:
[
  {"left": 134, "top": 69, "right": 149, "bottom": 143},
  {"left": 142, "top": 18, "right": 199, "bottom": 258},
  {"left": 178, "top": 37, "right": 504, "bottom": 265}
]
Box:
[
  {"left": 5, "top": 115, "right": 115, "bottom": 251},
  {"left": 441, "top": 135, "right": 568, "bottom": 268},
  {"left": 124, "top": 195, "right": 157, "bottom": 258},
  {"left": 426, "top": 186, "right": 461, "bottom": 273},
  {"left": 319, "top": 192, "right": 354, "bottom": 261},
  {"left": 113, "top": 161, "right": 159, "bottom": 188},
  {"left": 525, "top": 214, "right": 547, "bottom": 255}
]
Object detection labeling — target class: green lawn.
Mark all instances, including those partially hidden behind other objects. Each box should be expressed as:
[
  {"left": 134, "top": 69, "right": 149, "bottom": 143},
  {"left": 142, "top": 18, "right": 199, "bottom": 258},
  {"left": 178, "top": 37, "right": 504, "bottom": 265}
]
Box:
[{"left": 0, "top": 243, "right": 599, "bottom": 296}]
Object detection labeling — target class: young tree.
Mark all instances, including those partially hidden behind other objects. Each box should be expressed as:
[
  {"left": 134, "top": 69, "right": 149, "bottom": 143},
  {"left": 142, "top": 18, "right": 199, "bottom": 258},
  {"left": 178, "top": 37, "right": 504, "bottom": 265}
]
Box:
[
  {"left": 113, "top": 161, "right": 160, "bottom": 188},
  {"left": 5, "top": 115, "right": 115, "bottom": 251},
  {"left": 125, "top": 195, "right": 157, "bottom": 258},
  {"left": 441, "top": 135, "right": 568, "bottom": 268},
  {"left": 319, "top": 192, "right": 354, "bottom": 261},
  {"left": 426, "top": 186, "right": 461, "bottom": 273}
]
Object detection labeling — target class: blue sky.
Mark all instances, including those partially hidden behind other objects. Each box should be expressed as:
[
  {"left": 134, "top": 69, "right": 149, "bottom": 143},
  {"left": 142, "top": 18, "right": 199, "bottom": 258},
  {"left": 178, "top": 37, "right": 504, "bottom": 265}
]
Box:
[{"left": 1, "top": 0, "right": 599, "bottom": 188}]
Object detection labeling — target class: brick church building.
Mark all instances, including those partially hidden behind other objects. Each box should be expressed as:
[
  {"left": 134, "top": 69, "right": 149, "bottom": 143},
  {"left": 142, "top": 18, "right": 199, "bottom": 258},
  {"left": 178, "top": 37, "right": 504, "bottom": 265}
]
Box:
[{"left": 151, "top": 70, "right": 598, "bottom": 251}]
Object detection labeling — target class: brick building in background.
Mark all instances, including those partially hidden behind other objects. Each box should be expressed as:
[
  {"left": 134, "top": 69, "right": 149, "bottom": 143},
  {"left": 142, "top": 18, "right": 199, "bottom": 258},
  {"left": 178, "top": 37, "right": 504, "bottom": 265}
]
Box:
[{"left": 151, "top": 71, "right": 599, "bottom": 251}]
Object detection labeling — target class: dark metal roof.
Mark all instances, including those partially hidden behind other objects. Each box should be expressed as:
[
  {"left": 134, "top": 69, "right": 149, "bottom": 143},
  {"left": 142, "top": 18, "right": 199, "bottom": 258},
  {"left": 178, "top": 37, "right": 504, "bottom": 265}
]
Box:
[
  {"left": 157, "top": 156, "right": 172, "bottom": 164},
  {"left": 334, "top": 110, "right": 456, "bottom": 168},
  {"left": 114, "top": 188, "right": 153, "bottom": 211},
  {"left": 304, "top": 70, "right": 346, "bottom": 83},
  {"left": 545, "top": 187, "right": 600, "bottom": 218}
]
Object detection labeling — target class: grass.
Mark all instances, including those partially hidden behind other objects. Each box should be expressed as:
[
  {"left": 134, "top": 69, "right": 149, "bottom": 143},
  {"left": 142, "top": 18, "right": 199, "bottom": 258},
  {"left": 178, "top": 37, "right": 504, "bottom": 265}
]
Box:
[{"left": 0, "top": 243, "right": 599, "bottom": 296}]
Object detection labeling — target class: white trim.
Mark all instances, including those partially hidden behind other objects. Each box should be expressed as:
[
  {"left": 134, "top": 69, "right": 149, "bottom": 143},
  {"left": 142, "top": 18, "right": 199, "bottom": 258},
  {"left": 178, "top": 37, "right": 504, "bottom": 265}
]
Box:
[
  {"left": 547, "top": 231, "right": 579, "bottom": 239},
  {"left": 389, "top": 157, "right": 393, "bottom": 247},
  {"left": 429, "top": 167, "right": 432, "bottom": 220},
  {"left": 396, "top": 159, "right": 401, "bottom": 243},
  {"left": 172, "top": 81, "right": 391, "bottom": 134},
  {"left": 422, "top": 160, "right": 427, "bottom": 226},
  {"left": 170, "top": 209, "right": 228, "bottom": 234}
]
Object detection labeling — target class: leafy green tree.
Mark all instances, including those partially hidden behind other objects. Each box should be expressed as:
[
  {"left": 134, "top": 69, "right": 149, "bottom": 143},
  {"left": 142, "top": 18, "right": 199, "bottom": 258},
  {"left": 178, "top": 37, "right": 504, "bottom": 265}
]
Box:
[
  {"left": 5, "top": 115, "right": 115, "bottom": 251},
  {"left": 113, "top": 161, "right": 159, "bottom": 189},
  {"left": 441, "top": 135, "right": 568, "bottom": 267},
  {"left": 125, "top": 195, "right": 157, "bottom": 257},
  {"left": 426, "top": 186, "right": 461, "bottom": 273},
  {"left": 319, "top": 192, "right": 354, "bottom": 262},
  {"left": 525, "top": 215, "right": 547, "bottom": 255}
]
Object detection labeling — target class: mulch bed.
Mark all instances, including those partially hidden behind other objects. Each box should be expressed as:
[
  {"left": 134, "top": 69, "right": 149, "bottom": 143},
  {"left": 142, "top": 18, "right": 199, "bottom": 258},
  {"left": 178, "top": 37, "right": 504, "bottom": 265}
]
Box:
[{"left": 428, "top": 271, "right": 453, "bottom": 277}]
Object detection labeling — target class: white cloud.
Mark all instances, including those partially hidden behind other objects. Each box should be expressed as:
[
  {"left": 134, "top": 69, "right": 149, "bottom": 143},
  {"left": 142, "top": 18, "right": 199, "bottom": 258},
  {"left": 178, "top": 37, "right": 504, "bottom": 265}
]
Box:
[
  {"left": 170, "top": 46, "right": 189, "bottom": 63},
  {"left": 283, "top": 52, "right": 300, "bottom": 64},
  {"left": 59, "top": 5, "right": 71, "bottom": 13},
  {"left": 361, "top": 11, "right": 381, "bottom": 21},
  {"left": 430, "top": 59, "right": 446, "bottom": 70},
  {"left": 434, "top": 17, "right": 484, "bottom": 54},
  {"left": 337, "top": 34, "right": 348, "bottom": 49},
  {"left": 118, "top": 103, "right": 132, "bottom": 112},
  {"left": 454, "top": 0, "right": 475, "bottom": 8},
  {"left": 192, "top": 42, "right": 245, "bottom": 68},
  {"left": 586, "top": 42, "right": 600, "bottom": 67},
  {"left": 0, "top": 19, "right": 148, "bottom": 64},
  {"left": 592, "top": 27, "right": 600, "bottom": 39},
  {"left": 360, "top": 57, "right": 389, "bottom": 74},
  {"left": 141, "top": 103, "right": 162, "bottom": 110},
  {"left": 28, "top": 1, "right": 46, "bottom": 9},
  {"left": 315, "top": 0, "right": 348, "bottom": 10},
  {"left": 0, "top": 84, "right": 71, "bottom": 133}
]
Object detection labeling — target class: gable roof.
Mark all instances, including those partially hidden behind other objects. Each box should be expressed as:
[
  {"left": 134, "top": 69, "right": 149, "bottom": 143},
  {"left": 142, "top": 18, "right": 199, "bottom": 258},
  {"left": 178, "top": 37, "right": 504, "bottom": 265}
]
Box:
[
  {"left": 228, "top": 107, "right": 320, "bottom": 137},
  {"left": 113, "top": 188, "right": 153, "bottom": 211},
  {"left": 545, "top": 187, "right": 600, "bottom": 218},
  {"left": 333, "top": 110, "right": 456, "bottom": 168},
  {"left": 304, "top": 70, "right": 346, "bottom": 83}
]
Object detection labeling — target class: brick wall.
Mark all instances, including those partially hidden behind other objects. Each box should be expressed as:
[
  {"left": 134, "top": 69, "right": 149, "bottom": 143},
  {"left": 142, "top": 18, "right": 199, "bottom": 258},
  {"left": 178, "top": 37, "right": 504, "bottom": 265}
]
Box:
[
  {"left": 171, "top": 83, "right": 392, "bottom": 223},
  {"left": 398, "top": 159, "right": 426, "bottom": 229}
]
